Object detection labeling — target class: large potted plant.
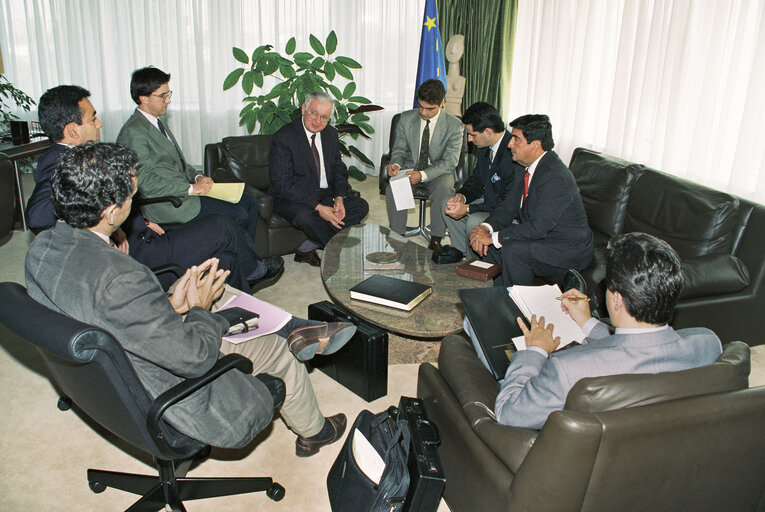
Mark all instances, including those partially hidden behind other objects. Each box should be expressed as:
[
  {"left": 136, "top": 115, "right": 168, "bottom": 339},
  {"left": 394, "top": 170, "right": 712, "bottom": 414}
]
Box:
[
  {"left": 223, "top": 31, "right": 382, "bottom": 180},
  {"left": 0, "top": 75, "right": 35, "bottom": 142}
]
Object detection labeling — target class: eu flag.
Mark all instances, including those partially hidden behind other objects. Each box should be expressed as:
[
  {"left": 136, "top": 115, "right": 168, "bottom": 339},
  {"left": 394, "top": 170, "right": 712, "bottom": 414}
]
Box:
[{"left": 413, "top": 0, "right": 447, "bottom": 107}]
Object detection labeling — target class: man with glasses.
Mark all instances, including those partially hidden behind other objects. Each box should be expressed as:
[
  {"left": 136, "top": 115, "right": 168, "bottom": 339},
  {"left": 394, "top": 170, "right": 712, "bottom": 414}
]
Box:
[
  {"left": 117, "top": 66, "right": 283, "bottom": 284},
  {"left": 268, "top": 92, "right": 369, "bottom": 266},
  {"left": 385, "top": 79, "right": 464, "bottom": 251}
]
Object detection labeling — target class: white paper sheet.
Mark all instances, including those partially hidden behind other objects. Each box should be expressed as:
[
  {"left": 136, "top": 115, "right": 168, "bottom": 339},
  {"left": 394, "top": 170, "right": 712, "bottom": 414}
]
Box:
[
  {"left": 351, "top": 428, "right": 385, "bottom": 484},
  {"left": 390, "top": 171, "right": 416, "bottom": 211}
]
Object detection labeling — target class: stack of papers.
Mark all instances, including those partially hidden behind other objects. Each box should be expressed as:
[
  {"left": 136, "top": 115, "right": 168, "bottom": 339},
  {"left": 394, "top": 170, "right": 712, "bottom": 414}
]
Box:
[{"left": 509, "top": 284, "right": 584, "bottom": 350}]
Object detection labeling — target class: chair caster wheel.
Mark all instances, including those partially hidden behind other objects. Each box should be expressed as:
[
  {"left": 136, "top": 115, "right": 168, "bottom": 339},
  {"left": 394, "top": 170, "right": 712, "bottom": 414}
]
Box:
[
  {"left": 267, "top": 482, "right": 285, "bottom": 501},
  {"left": 57, "top": 397, "right": 72, "bottom": 411},
  {"left": 89, "top": 480, "right": 106, "bottom": 494}
]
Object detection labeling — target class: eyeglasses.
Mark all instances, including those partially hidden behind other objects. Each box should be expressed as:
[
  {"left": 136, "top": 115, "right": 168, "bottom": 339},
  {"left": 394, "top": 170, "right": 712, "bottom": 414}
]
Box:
[
  {"left": 306, "top": 109, "right": 331, "bottom": 123},
  {"left": 152, "top": 91, "right": 173, "bottom": 100}
]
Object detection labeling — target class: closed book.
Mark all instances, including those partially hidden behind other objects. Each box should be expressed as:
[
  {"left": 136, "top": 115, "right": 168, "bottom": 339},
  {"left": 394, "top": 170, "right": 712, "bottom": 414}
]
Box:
[
  {"left": 350, "top": 275, "right": 432, "bottom": 311},
  {"left": 456, "top": 259, "right": 502, "bottom": 281}
]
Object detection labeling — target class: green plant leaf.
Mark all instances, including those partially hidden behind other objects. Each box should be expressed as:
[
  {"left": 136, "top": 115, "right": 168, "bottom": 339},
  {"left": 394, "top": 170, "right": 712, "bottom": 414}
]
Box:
[
  {"left": 245, "top": 112, "right": 256, "bottom": 133},
  {"left": 323, "top": 61, "right": 336, "bottom": 81},
  {"left": 346, "top": 102, "right": 358, "bottom": 111},
  {"left": 333, "top": 61, "right": 353, "bottom": 80},
  {"left": 309, "top": 34, "right": 325, "bottom": 55},
  {"left": 351, "top": 112, "right": 370, "bottom": 122},
  {"left": 251, "top": 44, "right": 271, "bottom": 63},
  {"left": 348, "top": 145, "right": 375, "bottom": 167},
  {"left": 233, "top": 47, "right": 249, "bottom": 64},
  {"left": 337, "top": 142, "right": 351, "bottom": 157},
  {"left": 335, "top": 55, "right": 362, "bottom": 69},
  {"left": 356, "top": 121, "right": 375, "bottom": 135},
  {"left": 242, "top": 71, "right": 254, "bottom": 94},
  {"left": 342, "top": 82, "right": 356, "bottom": 99},
  {"left": 349, "top": 95, "right": 371, "bottom": 104},
  {"left": 223, "top": 68, "right": 245, "bottom": 90},
  {"left": 312, "top": 56, "right": 325, "bottom": 70},
  {"left": 285, "top": 37, "right": 296, "bottom": 55},
  {"left": 326, "top": 31, "right": 338, "bottom": 54},
  {"left": 347, "top": 166, "right": 367, "bottom": 181},
  {"left": 279, "top": 64, "right": 295, "bottom": 78},
  {"left": 294, "top": 52, "right": 313, "bottom": 62},
  {"left": 262, "top": 54, "right": 280, "bottom": 75},
  {"left": 239, "top": 102, "right": 256, "bottom": 116},
  {"left": 253, "top": 70, "right": 264, "bottom": 88},
  {"left": 328, "top": 84, "right": 343, "bottom": 100}
]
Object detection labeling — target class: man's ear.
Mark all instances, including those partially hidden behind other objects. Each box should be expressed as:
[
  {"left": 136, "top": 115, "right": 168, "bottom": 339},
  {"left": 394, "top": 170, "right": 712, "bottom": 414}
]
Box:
[
  {"left": 610, "top": 290, "right": 625, "bottom": 313},
  {"left": 139, "top": 95, "right": 150, "bottom": 106},
  {"left": 64, "top": 122, "right": 81, "bottom": 141},
  {"left": 102, "top": 204, "right": 119, "bottom": 226}
]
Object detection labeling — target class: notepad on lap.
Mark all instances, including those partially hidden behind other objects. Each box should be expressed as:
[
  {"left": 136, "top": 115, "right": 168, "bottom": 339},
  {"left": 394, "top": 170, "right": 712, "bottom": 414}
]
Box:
[
  {"left": 389, "top": 171, "right": 415, "bottom": 211},
  {"left": 509, "top": 284, "right": 584, "bottom": 348},
  {"left": 204, "top": 182, "right": 245, "bottom": 203},
  {"left": 350, "top": 275, "right": 432, "bottom": 311}
]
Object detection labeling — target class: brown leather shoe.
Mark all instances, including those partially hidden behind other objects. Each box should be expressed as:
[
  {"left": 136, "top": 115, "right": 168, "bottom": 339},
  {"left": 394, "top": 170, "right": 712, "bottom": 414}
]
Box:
[
  {"left": 428, "top": 236, "right": 442, "bottom": 251},
  {"left": 295, "top": 414, "right": 347, "bottom": 457},
  {"left": 294, "top": 249, "right": 321, "bottom": 267},
  {"left": 287, "top": 322, "right": 356, "bottom": 361}
]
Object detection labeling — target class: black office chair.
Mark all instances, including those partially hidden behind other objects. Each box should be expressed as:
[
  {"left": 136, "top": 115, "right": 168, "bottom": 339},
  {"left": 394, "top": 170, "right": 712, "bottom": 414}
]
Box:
[
  {"left": 379, "top": 113, "right": 468, "bottom": 241},
  {"left": 0, "top": 282, "right": 285, "bottom": 511}
]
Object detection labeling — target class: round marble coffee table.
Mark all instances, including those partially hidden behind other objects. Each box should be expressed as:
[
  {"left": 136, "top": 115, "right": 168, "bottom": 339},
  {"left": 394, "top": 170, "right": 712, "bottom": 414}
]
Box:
[{"left": 321, "top": 223, "right": 491, "bottom": 338}]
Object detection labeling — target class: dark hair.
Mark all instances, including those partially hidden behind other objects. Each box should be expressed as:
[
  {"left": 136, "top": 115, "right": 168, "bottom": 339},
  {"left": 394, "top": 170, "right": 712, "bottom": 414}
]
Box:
[
  {"left": 38, "top": 85, "right": 91, "bottom": 142},
  {"left": 130, "top": 66, "right": 171, "bottom": 104},
  {"left": 52, "top": 142, "right": 138, "bottom": 228},
  {"left": 462, "top": 102, "right": 504, "bottom": 132},
  {"left": 605, "top": 232, "right": 684, "bottom": 324},
  {"left": 509, "top": 114, "right": 554, "bottom": 151},
  {"left": 416, "top": 79, "right": 446, "bottom": 105}
]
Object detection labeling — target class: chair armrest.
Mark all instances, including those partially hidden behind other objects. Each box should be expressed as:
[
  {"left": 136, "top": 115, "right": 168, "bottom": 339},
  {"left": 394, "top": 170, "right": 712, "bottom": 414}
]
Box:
[
  {"left": 212, "top": 167, "right": 240, "bottom": 183},
  {"left": 151, "top": 263, "right": 185, "bottom": 279},
  {"left": 379, "top": 153, "right": 391, "bottom": 195},
  {"left": 139, "top": 195, "right": 183, "bottom": 208},
  {"left": 145, "top": 353, "right": 254, "bottom": 443}
]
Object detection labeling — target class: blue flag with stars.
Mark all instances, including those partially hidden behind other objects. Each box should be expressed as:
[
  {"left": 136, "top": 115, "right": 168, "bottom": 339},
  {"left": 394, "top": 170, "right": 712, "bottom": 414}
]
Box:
[{"left": 413, "top": 0, "right": 447, "bottom": 107}]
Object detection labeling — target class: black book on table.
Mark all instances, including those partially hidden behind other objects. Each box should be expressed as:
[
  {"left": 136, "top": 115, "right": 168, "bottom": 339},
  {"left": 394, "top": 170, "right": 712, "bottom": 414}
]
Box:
[
  {"left": 350, "top": 275, "right": 432, "bottom": 311},
  {"left": 458, "top": 287, "right": 527, "bottom": 380}
]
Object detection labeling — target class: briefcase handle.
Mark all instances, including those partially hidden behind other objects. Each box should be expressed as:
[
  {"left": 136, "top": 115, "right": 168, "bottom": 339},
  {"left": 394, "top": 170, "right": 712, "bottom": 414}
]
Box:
[{"left": 415, "top": 418, "right": 441, "bottom": 447}]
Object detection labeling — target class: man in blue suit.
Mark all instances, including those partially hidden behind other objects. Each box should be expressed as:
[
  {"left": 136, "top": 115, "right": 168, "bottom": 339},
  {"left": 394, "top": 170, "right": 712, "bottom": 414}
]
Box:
[
  {"left": 440, "top": 102, "right": 522, "bottom": 258},
  {"left": 494, "top": 233, "right": 723, "bottom": 429},
  {"left": 470, "top": 114, "right": 593, "bottom": 286}
]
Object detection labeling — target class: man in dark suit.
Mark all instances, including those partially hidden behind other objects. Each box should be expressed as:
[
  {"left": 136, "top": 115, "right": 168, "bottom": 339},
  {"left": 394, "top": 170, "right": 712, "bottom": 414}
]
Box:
[
  {"left": 494, "top": 233, "right": 722, "bottom": 428},
  {"left": 470, "top": 114, "right": 593, "bottom": 286},
  {"left": 25, "top": 85, "right": 274, "bottom": 291},
  {"left": 26, "top": 142, "right": 352, "bottom": 454},
  {"left": 440, "top": 102, "right": 522, "bottom": 257},
  {"left": 269, "top": 91, "right": 369, "bottom": 266}
]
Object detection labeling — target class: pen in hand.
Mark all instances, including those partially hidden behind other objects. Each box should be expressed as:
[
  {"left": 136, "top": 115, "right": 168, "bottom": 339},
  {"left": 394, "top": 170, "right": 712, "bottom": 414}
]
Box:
[{"left": 555, "top": 296, "right": 590, "bottom": 302}]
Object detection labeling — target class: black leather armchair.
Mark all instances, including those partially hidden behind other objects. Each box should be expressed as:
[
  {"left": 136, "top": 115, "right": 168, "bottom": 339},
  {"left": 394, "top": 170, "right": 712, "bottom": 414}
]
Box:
[
  {"left": 204, "top": 134, "right": 307, "bottom": 257},
  {"left": 418, "top": 333, "right": 765, "bottom": 512},
  {"left": 0, "top": 153, "right": 15, "bottom": 242},
  {"left": 0, "top": 282, "right": 285, "bottom": 510},
  {"left": 378, "top": 113, "right": 468, "bottom": 240}
]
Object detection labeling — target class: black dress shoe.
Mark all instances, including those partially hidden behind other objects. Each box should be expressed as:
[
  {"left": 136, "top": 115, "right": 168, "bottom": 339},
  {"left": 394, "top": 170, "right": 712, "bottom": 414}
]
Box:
[
  {"left": 295, "top": 413, "right": 347, "bottom": 457},
  {"left": 254, "top": 373, "right": 286, "bottom": 409},
  {"left": 563, "top": 268, "right": 588, "bottom": 295},
  {"left": 428, "top": 236, "right": 442, "bottom": 251},
  {"left": 249, "top": 256, "right": 284, "bottom": 291},
  {"left": 294, "top": 249, "right": 321, "bottom": 267}
]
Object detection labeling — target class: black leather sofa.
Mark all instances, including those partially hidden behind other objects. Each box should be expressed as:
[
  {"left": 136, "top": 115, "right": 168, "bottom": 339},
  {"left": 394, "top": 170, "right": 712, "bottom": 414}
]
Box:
[{"left": 570, "top": 148, "right": 765, "bottom": 346}]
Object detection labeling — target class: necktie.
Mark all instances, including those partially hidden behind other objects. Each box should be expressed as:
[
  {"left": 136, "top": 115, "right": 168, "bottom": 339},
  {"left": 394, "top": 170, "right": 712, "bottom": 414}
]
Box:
[
  {"left": 416, "top": 120, "right": 430, "bottom": 171},
  {"left": 311, "top": 134, "right": 321, "bottom": 180},
  {"left": 488, "top": 148, "right": 495, "bottom": 169},
  {"left": 157, "top": 118, "right": 184, "bottom": 164},
  {"left": 522, "top": 169, "right": 531, "bottom": 204}
]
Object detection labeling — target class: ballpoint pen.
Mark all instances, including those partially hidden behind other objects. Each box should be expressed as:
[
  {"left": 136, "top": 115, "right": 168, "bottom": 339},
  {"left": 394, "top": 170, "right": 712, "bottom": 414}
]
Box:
[{"left": 555, "top": 296, "right": 590, "bottom": 302}]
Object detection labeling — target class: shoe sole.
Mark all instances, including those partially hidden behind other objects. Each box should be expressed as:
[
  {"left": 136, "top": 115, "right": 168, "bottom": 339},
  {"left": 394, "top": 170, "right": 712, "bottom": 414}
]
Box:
[
  {"left": 250, "top": 264, "right": 284, "bottom": 292},
  {"left": 295, "top": 325, "right": 357, "bottom": 362}
]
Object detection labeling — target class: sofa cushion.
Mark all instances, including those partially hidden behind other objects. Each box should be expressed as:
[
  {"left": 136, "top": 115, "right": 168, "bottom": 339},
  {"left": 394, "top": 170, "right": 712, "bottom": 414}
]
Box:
[
  {"left": 569, "top": 148, "right": 643, "bottom": 238},
  {"left": 564, "top": 341, "right": 749, "bottom": 413},
  {"left": 680, "top": 253, "right": 750, "bottom": 299},
  {"left": 624, "top": 170, "right": 740, "bottom": 258},
  {"left": 438, "top": 334, "right": 538, "bottom": 473},
  {"left": 221, "top": 135, "right": 272, "bottom": 191}
]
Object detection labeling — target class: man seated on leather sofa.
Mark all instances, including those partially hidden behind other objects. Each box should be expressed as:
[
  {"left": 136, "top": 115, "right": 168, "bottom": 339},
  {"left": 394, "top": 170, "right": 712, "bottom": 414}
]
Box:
[
  {"left": 25, "top": 142, "right": 354, "bottom": 456},
  {"left": 493, "top": 232, "right": 723, "bottom": 428}
]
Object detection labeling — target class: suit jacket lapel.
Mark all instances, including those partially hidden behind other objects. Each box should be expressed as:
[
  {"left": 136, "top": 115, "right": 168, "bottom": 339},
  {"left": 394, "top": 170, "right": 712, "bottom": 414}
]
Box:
[
  {"left": 134, "top": 110, "right": 184, "bottom": 167},
  {"left": 294, "top": 119, "right": 320, "bottom": 183}
]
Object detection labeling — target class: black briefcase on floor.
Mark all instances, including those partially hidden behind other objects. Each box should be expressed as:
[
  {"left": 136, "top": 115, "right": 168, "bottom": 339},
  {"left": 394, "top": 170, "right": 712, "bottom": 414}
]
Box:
[
  {"left": 307, "top": 301, "right": 388, "bottom": 402},
  {"left": 397, "top": 396, "right": 446, "bottom": 512}
]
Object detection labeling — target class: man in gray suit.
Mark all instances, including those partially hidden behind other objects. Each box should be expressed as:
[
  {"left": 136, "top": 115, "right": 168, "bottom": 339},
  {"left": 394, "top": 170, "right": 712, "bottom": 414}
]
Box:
[
  {"left": 385, "top": 79, "right": 464, "bottom": 251},
  {"left": 25, "top": 143, "right": 352, "bottom": 455},
  {"left": 494, "top": 233, "right": 722, "bottom": 429}
]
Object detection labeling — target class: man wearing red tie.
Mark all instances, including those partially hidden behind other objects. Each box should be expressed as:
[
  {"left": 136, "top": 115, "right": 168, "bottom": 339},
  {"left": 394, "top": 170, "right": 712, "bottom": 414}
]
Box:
[
  {"left": 269, "top": 92, "right": 369, "bottom": 266},
  {"left": 469, "top": 114, "right": 593, "bottom": 286}
]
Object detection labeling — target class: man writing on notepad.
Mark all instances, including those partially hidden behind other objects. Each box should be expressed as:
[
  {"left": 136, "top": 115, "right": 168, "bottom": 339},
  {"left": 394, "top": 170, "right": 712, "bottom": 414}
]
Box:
[{"left": 494, "top": 233, "right": 722, "bottom": 429}]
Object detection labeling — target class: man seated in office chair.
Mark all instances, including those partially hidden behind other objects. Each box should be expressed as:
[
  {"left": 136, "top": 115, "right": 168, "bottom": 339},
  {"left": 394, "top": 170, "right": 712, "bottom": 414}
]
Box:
[
  {"left": 25, "top": 142, "right": 353, "bottom": 455},
  {"left": 474, "top": 233, "right": 723, "bottom": 429},
  {"left": 25, "top": 84, "right": 280, "bottom": 291}
]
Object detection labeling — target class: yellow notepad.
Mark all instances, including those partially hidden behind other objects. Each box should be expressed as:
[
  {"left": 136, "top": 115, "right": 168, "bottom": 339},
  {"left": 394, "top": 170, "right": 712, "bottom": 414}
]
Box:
[{"left": 204, "top": 182, "right": 245, "bottom": 203}]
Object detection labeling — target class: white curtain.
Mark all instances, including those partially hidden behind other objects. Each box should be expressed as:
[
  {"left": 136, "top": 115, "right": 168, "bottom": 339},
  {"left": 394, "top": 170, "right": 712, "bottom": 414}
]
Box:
[
  {"left": 0, "top": 0, "right": 426, "bottom": 171},
  {"left": 507, "top": 0, "right": 765, "bottom": 203}
]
